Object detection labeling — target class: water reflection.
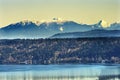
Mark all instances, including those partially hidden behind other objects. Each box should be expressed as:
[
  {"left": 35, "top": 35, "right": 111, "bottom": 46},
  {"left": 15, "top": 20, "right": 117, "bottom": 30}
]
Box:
[
  {"left": 99, "top": 66, "right": 120, "bottom": 80},
  {"left": 0, "top": 65, "right": 120, "bottom": 80}
]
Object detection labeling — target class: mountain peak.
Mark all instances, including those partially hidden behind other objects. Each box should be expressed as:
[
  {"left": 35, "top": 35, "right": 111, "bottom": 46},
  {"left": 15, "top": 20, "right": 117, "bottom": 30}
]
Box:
[
  {"left": 98, "top": 20, "right": 102, "bottom": 26},
  {"left": 19, "top": 20, "right": 34, "bottom": 26},
  {"left": 0, "top": 19, "right": 120, "bottom": 39},
  {"left": 98, "top": 20, "right": 109, "bottom": 28}
]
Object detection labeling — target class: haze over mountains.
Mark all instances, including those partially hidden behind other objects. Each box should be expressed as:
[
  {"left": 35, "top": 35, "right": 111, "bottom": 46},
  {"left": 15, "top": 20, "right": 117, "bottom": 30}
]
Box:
[
  {"left": 0, "top": 20, "right": 120, "bottom": 39},
  {"left": 51, "top": 30, "right": 120, "bottom": 38}
]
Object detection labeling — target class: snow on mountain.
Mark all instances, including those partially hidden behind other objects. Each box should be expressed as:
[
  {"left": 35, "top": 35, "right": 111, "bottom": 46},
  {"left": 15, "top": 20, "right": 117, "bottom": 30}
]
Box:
[{"left": 0, "top": 20, "right": 120, "bottom": 39}]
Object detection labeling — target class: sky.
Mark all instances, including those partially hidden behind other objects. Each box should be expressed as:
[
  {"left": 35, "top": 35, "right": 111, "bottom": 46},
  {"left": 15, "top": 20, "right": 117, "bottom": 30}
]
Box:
[{"left": 0, "top": 0, "right": 120, "bottom": 27}]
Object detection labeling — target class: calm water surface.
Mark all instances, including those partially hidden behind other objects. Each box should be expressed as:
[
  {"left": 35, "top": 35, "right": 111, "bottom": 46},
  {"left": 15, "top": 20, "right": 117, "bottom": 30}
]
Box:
[{"left": 0, "top": 64, "right": 120, "bottom": 80}]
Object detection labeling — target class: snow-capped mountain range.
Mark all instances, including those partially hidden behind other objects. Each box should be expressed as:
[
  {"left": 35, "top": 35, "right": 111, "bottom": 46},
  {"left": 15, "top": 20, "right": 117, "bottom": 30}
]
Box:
[{"left": 0, "top": 20, "right": 120, "bottom": 39}]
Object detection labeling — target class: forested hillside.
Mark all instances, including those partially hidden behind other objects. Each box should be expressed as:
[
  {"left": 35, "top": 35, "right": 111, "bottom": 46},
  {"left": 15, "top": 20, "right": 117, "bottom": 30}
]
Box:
[{"left": 0, "top": 38, "right": 120, "bottom": 64}]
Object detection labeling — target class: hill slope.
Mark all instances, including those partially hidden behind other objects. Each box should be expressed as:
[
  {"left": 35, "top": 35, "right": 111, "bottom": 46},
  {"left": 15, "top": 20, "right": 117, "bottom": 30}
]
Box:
[
  {"left": 51, "top": 30, "right": 120, "bottom": 38},
  {"left": 0, "top": 38, "right": 120, "bottom": 64}
]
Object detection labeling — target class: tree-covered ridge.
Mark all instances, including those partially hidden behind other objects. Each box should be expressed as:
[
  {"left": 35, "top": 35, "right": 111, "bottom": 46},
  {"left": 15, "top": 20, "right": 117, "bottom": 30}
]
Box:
[{"left": 0, "top": 38, "right": 120, "bottom": 64}]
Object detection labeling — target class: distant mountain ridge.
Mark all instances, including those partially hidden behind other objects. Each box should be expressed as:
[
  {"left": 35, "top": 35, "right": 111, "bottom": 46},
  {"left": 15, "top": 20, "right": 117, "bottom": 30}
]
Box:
[
  {"left": 0, "top": 20, "right": 120, "bottom": 39},
  {"left": 51, "top": 30, "right": 120, "bottom": 38}
]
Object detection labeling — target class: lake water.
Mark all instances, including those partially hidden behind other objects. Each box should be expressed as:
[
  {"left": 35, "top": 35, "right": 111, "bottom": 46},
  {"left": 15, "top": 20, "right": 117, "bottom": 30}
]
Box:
[{"left": 0, "top": 64, "right": 120, "bottom": 80}]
